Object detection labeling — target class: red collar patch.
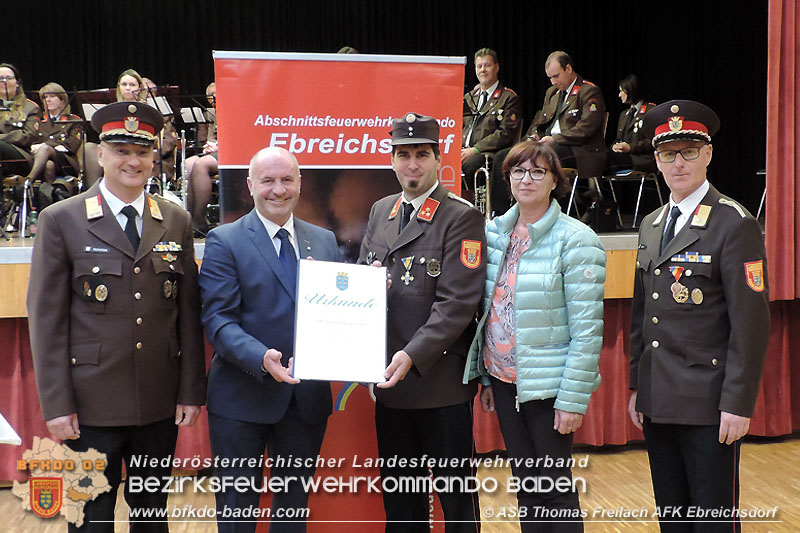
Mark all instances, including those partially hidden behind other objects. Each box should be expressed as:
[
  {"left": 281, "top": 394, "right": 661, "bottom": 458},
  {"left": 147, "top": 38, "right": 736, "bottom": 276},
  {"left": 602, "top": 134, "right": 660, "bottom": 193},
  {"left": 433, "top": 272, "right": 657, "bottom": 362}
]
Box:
[
  {"left": 416, "top": 197, "right": 440, "bottom": 223},
  {"left": 388, "top": 197, "right": 403, "bottom": 220}
]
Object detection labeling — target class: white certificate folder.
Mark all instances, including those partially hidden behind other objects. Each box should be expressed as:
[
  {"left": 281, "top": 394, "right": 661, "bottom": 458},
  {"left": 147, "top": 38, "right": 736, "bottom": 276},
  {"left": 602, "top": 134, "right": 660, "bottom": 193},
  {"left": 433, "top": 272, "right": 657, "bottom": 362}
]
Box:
[{"left": 293, "top": 259, "right": 387, "bottom": 383}]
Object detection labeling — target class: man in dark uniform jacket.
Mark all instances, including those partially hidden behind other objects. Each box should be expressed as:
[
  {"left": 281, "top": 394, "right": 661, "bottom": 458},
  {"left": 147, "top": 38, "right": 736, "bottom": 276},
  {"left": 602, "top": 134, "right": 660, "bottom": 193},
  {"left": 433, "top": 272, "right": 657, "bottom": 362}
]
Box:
[
  {"left": 359, "top": 113, "right": 486, "bottom": 532},
  {"left": 28, "top": 101, "right": 206, "bottom": 532},
  {"left": 492, "top": 51, "right": 606, "bottom": 198},
  {"left": 462, "top": 48, "right": 522, "bottom": 215},
  {"left": 628, "top": 100, "right": 770, "bottom": 532}
]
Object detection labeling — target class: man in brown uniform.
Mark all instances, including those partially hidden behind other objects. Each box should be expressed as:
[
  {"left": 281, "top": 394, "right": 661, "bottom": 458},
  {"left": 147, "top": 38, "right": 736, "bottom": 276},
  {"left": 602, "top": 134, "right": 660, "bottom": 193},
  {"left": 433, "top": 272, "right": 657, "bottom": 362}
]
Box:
[
  {"left": 462, "top": 48, "right": 522, "bottom": 215},
  {"left": 628, "top": 100, "right": 770, "bottom": 532},
  {"left": 28, "top": 100, "right": 206, "bottom": 533},
  {"left": 492, "top": 51, "right": 606, "bottom": 203},
  {"left": 359, "top": 113, "right": 486, "bottom": 532}
]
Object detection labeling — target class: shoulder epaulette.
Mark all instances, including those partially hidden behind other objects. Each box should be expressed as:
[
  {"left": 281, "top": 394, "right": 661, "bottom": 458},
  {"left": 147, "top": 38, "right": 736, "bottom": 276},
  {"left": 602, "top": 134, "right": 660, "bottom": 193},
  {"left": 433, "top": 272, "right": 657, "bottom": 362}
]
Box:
[
  {"left": 582, "top": 80, "right": 596, "bottom": 87},
  {"left": 504, "top": 86, "right": 518, "bottom": 96},
  {"left": 718, "top": 198, "right": 747, "bottom": 218},
  {"left": 447, "top": 191, "right": 475, "bottom": 208}
]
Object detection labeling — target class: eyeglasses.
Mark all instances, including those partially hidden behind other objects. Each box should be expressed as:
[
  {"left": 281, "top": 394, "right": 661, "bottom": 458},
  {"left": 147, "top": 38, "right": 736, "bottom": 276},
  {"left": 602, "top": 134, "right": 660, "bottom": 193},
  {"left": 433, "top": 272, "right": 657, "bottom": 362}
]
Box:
[
  {"left": 655, "top": 146, "right": 705, "bottom": 163},
  {"left": 510, "top": 166, "right": 548, "bottom": 181},
  {"left": 0, "top": 76, "right": 16, "bottom": 82}
]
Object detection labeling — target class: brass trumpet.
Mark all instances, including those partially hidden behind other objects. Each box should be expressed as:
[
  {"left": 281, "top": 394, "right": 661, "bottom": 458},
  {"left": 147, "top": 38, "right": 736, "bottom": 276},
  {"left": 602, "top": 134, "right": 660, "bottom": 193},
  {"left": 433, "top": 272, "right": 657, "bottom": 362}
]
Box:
[{"left": 473, "top": 153, "right": 492, "bottom": 221}]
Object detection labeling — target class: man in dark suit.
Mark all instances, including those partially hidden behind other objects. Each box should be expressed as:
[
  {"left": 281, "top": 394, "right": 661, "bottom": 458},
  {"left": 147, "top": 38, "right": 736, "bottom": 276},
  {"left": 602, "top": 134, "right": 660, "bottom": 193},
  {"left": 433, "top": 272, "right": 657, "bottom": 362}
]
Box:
[
  {"left": 27, "top": 100, "right": 206, "bottom": 532},
  {"left": 492, "top": 51, "right": 606, "bottom": 202},
  {"left": 359, "top": 113, "right": 486, "bottom": 532},
  {"left": 462, "top": 47, "right": 522, "bottom": 215},
  {"left": 200, "top": 146, "right": 339, "bottom": 533},
  {"left": 628, "top": 100, "right": 770, "bottom": 532}
]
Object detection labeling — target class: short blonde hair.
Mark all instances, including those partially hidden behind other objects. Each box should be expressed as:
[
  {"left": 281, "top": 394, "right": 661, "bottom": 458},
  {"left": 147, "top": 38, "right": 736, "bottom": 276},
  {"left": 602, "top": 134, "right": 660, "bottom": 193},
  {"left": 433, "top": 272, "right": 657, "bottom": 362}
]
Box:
[{"left": 39, "top": 82, "right": 70, "bottom": 115}]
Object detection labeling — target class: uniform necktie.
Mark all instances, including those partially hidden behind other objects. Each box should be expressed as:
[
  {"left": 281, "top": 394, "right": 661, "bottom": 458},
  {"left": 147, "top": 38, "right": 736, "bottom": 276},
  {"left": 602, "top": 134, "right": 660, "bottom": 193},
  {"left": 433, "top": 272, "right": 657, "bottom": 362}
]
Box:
[
  {"left": 547, "top": 91, "right": 566, "bottom": 135},
  {"left": 121, "top": 205, "right": 140, "bottom": 251},
  {"left": 478, "top": 90, "right": 488, "bottom": 111},
  {"left": 556, "top": 90, "right": 567, "bottom": 114},
  {"left": 398, "top": 202, "right": 414, "bottom": 234},
  {"left": 660, "top": 205, "right": 682, "bottom": 254},
  {"left": 276, "top": 228, "right": 297, "bottom": 288}
]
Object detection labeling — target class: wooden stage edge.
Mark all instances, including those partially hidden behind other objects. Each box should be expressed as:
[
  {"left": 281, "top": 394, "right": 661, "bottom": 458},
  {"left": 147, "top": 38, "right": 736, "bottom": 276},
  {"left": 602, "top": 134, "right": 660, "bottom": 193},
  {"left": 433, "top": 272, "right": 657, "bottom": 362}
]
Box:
[{"left": 0, "top": 233, "right": 639, "bottom": 318}]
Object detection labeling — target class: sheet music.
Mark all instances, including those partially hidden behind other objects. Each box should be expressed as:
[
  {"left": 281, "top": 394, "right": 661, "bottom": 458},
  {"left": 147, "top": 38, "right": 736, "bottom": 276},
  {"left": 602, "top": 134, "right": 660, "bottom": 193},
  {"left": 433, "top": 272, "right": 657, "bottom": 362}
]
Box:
[
  {"left": 180, "top": 107, "right": 208, "bottom": 124},
  {"left": 147, "top": 96, "right": 173, "bottom": 115},
  {"left": 81, "top": 103, "right": 106, "bottom": 121}
]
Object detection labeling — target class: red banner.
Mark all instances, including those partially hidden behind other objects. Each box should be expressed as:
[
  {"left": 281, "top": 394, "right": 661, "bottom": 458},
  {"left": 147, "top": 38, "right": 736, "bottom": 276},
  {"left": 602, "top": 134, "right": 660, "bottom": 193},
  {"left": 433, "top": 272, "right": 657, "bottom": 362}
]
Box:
[{"left": 214, "top": 52, "right": 464, "bottom": 191}]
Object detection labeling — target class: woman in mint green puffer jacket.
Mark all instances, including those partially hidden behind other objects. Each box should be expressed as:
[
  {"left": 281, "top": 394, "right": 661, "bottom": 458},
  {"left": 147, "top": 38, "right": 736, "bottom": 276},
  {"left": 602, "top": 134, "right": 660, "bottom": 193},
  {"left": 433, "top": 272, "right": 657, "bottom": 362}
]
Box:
[{"left": 463, "top": 140, "right": 605, "bottom": 531}]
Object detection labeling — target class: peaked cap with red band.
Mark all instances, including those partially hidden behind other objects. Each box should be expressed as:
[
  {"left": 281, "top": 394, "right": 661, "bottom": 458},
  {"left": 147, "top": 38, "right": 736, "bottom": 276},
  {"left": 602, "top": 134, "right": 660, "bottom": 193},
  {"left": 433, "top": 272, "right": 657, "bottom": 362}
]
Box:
[
  {"left": 643, "top": 99, "right": 720, "bottom": 147},
  {"left": 90, "top": 101, "right": 164, "bottom": 146}
]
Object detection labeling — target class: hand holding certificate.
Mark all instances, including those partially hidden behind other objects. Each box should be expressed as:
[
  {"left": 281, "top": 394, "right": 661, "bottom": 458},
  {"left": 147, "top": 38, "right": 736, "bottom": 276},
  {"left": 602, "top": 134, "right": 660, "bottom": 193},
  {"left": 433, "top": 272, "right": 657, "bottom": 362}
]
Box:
[{"left": 293, "top": 259, "right": 387, "bottom": 383}]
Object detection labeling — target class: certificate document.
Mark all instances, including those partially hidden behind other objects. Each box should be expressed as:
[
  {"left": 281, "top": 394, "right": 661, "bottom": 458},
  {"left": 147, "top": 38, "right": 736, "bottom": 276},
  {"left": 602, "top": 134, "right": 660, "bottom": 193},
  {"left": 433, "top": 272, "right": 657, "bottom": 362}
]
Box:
[{"left": 293, "top": 259, "right": 387, "bottom": 383}]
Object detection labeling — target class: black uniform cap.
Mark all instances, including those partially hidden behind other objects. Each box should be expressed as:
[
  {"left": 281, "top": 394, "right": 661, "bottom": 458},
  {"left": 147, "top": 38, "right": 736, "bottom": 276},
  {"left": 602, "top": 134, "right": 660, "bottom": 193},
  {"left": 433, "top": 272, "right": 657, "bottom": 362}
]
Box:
[{"left": 390, "top": 112, "right": 440, "bottom": 146}]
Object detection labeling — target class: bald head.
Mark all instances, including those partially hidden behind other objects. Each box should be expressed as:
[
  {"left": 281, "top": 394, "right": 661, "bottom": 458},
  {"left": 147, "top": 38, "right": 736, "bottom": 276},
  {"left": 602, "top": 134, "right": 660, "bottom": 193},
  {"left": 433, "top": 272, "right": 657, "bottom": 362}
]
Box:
[{"left": 247, "top": 147, "right": 302, "bottom": 225}]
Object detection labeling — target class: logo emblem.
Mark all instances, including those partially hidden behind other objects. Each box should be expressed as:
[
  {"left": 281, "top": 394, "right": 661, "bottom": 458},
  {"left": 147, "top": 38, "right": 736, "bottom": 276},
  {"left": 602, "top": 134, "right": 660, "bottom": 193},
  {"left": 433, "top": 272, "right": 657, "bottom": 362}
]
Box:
[
  {"left": 30, "top": 477, "right": 62, "bottom": 518},
  {"left": 336, "top": 272, "right": 349, "bottom": 291},
  {"left": 124, "top": 116, "right": 139, "bottom": 133},
  {"left": 668, "top": 116, "right": 683, "bottom": 132},
  {"left": 460, "top": 240, "right": 482, "bottom": 269},
  {"left": 744, "top": 260, "right": 765, "bottom": 292}
]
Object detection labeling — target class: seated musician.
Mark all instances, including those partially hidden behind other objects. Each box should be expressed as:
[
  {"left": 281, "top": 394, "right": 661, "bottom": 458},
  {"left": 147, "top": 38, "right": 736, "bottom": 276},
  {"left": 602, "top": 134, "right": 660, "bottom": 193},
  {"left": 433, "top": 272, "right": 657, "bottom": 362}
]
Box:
[
  {"left": 142, "top": 77, "right": 178, "bottom": 181},
  {"left": 27, "top": 82, "right": 83, "bottom": 187},
  {"left": 493, "top": 51, "right": 606, "bottom": 205},
  {"left": 0, "top": 63, "right": 41, "bottom": 178},
  {"left": 462, "top": 48, "right": 521, "bottom": 216},
  {"left": 607, "top": 74, "right": 657, "bottom": 174}
]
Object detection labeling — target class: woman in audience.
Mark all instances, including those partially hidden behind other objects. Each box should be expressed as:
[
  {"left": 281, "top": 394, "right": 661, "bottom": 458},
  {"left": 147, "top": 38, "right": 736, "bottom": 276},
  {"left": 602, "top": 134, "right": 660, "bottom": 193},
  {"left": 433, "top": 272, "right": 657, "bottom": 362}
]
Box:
[
  {"left": 0, "top": 63, "right": 42, "bottom": 178},
  {"left": 465, "top": 140, "right": 605, "bottom": 532},
  {"left": 186, "top": 81, "right": 218, "bottom": 234},
  {"left": 607, "top": 74, "right": 657, "bottom": 173},
  {"left": 27, "top": 82, "right": 83, "bottom": 185}
]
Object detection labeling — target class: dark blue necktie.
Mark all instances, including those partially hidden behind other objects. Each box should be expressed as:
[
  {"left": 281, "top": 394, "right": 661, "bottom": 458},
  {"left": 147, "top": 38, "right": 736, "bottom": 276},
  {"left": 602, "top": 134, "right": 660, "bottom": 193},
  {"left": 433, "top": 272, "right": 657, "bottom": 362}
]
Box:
[
  {"left": 276, "top": 228, "right": 297, "bottom": 288},
  {"left": 660, "top": 205, "right": 682, "bottom": 254}
]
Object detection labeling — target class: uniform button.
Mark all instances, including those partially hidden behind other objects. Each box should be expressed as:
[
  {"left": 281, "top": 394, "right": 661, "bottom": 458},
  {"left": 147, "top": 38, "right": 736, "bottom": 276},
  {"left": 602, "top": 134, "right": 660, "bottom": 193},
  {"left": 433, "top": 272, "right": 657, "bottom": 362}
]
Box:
[
  {"left": 71, "top": 358, "right": 76, "bottom": 365},
  {"left": 651, "top": 340, "right": 659, "bottom": 348},
  {"left": 712, "top": 358, "right": 718, "bottom": 366},
  {"left": 651, "top": 316, "right": 659, "bottom": 324},
  {"left": 134, "top": 292, "right": 142, "bottom": 300},
  {"left": 636, "top": 261, "right": 640, "bottom": 268},
  {"left": 654, "top": 268, "right": 661, "bottom": 275},
  {"left": 685, "top": 269, "right": 693, "bottom": 277},
  {"left": 136, "top": 317, "right": 143, "bottom": 325},
  {"left": 652, "top": 292, "right": 659, "bottom": 300},
  {"left": 92, "top": 266, "right": 100, "bottom": 274},
  {"left": 136, "top": 342, "right": 143, "bottom": 350},
  {"left": 169, "top": 264, "right": 175, "bottom": 270},
  {"left": 134, "top": 267, "right": 141, "bottom": 274}
]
